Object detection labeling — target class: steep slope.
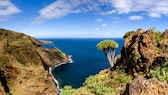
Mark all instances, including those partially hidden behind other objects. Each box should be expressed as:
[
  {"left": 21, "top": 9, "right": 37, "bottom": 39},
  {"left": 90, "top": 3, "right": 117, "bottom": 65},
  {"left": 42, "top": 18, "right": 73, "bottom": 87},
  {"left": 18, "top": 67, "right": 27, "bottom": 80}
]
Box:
[{"left": 0, "top": 28, "right": 69, "bottom": 95}]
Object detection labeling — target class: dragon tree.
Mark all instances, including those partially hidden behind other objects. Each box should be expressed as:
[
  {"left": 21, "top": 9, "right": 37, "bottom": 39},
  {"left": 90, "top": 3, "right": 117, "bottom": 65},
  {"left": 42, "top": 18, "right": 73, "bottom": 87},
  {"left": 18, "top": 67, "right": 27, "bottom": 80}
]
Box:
[{"left": 97, "top": 40, "right": 119, "bottom": 67}]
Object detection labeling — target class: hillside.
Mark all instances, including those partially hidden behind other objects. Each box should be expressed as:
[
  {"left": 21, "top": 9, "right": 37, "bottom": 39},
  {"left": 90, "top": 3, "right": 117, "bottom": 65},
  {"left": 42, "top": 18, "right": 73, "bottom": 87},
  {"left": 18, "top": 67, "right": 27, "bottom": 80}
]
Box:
[{"left": 0, "top": 28, "right": 69, "bottom": 95}]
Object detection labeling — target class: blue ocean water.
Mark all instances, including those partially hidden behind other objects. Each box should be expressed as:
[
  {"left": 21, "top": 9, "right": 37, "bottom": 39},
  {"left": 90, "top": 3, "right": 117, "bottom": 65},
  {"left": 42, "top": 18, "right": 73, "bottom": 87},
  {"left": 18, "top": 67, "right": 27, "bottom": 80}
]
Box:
[{"left": 41, "top": 38, "right": 123, "bottom": 88}]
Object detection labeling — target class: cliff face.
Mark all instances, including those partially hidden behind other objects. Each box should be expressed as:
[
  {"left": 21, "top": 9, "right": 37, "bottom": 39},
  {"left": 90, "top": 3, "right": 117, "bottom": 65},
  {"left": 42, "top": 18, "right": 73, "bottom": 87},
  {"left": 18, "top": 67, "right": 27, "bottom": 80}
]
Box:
[
  {"left": 121, "top": 29, "right": 168, "bottom": 74},
  {"left": 0, "top": 28, "right": 69, "bottom": 95}
]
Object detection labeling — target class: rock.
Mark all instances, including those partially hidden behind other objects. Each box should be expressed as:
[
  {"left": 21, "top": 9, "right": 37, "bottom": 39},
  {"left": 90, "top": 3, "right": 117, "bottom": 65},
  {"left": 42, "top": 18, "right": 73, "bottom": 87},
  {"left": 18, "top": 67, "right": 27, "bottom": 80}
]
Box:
[
  {"left": 127, "top": 77, "right": 168, "bottom": 95},
  {"left": 38, "top": 40, "right": 53, "bottom": 45},
  {"left": 0, "top": 29, "right": 69, "bottom": 95},
  {"left": 121, "top": 29, "right": 168, "bottom": 74},
  {"left": 162, "top": 29, "right": 168, "bottom": 39},
  {"left": 98, "top": 69, "right": 109, "bottom": 75}
]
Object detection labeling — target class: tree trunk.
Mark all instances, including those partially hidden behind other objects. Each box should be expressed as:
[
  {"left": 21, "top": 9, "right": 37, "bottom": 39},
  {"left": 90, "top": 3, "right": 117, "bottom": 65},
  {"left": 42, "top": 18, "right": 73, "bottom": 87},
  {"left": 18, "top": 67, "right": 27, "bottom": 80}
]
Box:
[
  {"left": 111, "top": 49, "right": 116, "bottom": 67},
  {"left": 104, "top": 48, "right": 116, "bottom": 67}
]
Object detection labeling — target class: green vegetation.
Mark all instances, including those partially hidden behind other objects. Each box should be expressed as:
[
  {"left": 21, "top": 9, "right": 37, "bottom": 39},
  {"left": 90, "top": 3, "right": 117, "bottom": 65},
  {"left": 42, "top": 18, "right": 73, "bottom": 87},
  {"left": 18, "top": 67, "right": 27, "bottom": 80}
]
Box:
[
  {"left": 150, "top": 27, "right": 163, "bottom": 44},
  {"left": 61, "top": 70, "right": 133, "bottom": 95},
  {"left": 149, "top": 62, "right": 168, "bottom": 82},
  {"left": 123, "top": 31, "right": 135, "bottom": 39},
  {"left": 154, "top": 32, "right": 163, "bottom": 43},
  {"left": 149, "top": 27, "right": 160, "bottom": 32},
  {"left": 0, "top": 56, "right": 9, "bottom": 70},
  {"left": 97, "top": 40, "right": 119, "bottom": 67},
  {"left": 135, "top": 52, "right": 141, "bottom": 60}
]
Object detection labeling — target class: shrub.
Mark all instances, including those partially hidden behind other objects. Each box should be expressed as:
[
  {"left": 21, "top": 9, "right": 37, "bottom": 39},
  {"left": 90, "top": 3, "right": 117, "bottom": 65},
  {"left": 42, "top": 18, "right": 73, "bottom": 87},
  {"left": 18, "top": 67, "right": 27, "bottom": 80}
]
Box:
[
  {"left": 61, "top": 70, "right": 133, "bottom": 95},
  {"left": 61, "top": 86, "right": 75, "bottom": 95},
  {"left": 85, "top": 73, "right": 116, "bottom": 95},
  {"left": 123, "top": 31, "right": 135, "bottom": 39},
  {"left": 154, "top": 32, "right": 162, "bottom": 42},
  {"left": 149, "top": 65, "right": 168, "bottom": 81}
]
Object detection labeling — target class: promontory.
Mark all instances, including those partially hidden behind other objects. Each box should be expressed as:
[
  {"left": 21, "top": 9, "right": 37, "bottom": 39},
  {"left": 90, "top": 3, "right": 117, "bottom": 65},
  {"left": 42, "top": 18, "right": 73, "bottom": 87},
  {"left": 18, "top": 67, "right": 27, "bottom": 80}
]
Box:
[{"left": 0, "top": 28, "right": 69, "bottom": 95}]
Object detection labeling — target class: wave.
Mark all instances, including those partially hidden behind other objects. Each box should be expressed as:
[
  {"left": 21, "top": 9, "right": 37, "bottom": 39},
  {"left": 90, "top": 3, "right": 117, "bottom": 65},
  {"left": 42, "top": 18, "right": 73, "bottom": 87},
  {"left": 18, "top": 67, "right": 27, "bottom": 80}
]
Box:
[
  {"left": 68, "top": 55, "right": 73, "bottom": 63},
  {"left": 49, "top": 67, "right": 60, "bottom": 92},
  {"left": 49, "top": 55, "right": 73, "bottom": 95}
]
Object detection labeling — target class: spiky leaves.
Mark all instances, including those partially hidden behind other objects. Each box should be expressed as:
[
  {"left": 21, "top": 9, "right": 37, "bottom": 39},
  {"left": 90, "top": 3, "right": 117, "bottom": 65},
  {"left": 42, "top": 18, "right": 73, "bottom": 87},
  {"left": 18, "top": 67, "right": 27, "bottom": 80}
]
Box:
[
  {"left": 97, "top": 40, "right": 118, "bottom": 50},
  {"left": 97, "top": 40, "right": 119, "bottom": 67}
]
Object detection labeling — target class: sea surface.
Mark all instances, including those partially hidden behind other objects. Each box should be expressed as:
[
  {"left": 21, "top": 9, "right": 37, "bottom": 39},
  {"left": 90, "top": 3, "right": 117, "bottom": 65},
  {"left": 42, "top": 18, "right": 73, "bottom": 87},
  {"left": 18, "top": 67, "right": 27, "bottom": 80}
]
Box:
[{"left": 41, "top": 38, "right": 123, "bottom": 88}]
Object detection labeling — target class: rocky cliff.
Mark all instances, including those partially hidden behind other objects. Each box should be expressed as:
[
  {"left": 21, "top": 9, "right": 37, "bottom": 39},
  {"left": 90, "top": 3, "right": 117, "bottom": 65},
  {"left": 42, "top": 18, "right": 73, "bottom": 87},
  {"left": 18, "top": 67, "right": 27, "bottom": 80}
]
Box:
[
  {"left": 120, "top": 29, "right": 168, "bottom": 95},
  {"left": 0, "top": 28, "right": 69, "bottom": 95},
  {"left": 121, "top": 29, "right": 168, "bottom": 75}
]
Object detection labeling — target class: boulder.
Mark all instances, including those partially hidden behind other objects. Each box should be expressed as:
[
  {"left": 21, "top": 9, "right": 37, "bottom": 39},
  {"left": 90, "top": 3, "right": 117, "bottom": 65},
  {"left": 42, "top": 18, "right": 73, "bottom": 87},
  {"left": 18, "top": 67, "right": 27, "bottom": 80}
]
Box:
[{"left": 127, "top": 76, "right": 168, "bottom": 95}]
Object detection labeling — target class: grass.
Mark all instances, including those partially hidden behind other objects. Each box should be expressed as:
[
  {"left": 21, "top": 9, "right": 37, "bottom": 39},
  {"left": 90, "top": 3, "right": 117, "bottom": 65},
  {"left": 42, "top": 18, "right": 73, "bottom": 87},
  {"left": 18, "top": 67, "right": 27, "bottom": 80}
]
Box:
[{"left": 0, "top": 55, "right": 9, "bottom": 70}]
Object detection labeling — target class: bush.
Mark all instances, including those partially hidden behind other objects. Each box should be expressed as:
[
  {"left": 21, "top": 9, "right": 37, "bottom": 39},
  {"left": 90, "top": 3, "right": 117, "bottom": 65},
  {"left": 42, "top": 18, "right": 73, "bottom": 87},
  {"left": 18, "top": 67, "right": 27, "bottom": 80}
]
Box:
[
  {"left": 85, "top": 74, "right": 116, "bottom": 95},
  {"left": 61, "top": 86, "right": 75, "bottom": 95},
  {"left": 61, "top": 70, "right": 133, "bottom": 95},
  {"left": 149, "top": 64, "right": 168, "bottom": 81},
  {"left": 154, "top": 32, "right": 162, "bottom": 42},
  {"left": 123, "top": 31, "right": 135, "bottom": 39}
]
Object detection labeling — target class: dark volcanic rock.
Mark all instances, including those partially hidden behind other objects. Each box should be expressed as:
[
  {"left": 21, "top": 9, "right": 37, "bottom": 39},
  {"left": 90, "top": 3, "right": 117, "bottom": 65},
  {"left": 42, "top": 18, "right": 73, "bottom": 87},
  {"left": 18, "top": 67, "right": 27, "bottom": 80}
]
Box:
[
  {"left": 0, "top": 28, "right": 69, "bottom": 95},
  {"left": 121, "top": 29, "right": 168, "bottom": 75}
]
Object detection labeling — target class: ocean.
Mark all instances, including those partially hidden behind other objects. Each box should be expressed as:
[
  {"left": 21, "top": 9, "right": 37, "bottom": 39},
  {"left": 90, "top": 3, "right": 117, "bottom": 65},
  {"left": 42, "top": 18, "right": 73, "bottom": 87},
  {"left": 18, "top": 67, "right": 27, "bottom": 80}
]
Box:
[{"left": 41, "top": 38, "right": 123, "bottom": 88}]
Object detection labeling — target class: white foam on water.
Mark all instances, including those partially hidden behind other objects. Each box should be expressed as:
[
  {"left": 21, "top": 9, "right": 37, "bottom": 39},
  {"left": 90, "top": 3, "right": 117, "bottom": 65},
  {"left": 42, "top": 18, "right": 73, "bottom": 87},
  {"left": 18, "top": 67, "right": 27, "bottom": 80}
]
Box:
[{"left": 49, "top": 55, "right": 73, "bottom": 95}]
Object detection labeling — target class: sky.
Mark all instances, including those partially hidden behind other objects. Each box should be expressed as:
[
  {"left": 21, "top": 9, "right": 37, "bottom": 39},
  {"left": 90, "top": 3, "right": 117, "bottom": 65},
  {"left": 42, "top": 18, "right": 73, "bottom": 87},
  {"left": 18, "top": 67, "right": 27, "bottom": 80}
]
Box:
[{"left": 0, "top": 0, "right": 168, "bottom": 38}]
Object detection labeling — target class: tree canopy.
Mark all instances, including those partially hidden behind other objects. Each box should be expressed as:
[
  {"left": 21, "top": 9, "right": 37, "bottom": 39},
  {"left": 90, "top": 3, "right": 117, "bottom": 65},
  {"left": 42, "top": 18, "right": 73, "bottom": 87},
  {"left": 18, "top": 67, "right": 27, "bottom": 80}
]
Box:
[{"left": 97, "top": 40, "right": 118, "bottom": 50}]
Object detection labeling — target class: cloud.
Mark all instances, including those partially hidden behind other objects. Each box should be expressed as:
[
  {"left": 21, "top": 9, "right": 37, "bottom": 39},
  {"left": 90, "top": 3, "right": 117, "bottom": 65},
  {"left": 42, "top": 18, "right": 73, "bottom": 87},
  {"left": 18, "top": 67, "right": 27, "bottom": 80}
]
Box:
[
  {"left": 92, "top": 28, "right": 101, "bottom": 31},
  {"left": 99, "top": 0, "right": 168, "bottom": 18},
  {"left": 33, "top": 0, "right": 168, "bottom": 24},
  {"left": 129, "top": 15, "right": 143, "bottom": 20},
  {"left": 102, "top": 24, "right": 108, "bottom": 27},
  {"left": 32, "top": 0, "right": 100, "bottom": 24},
  {"left": 101, "top": 10, "right": 116, "bottom": 15},
  {"left": 111, "top": 0, "right": 132, "bottom": 14},
  {"left": 110, "top": 0, "right": 168, "bottom": 18},
  {"left": 0, "top": 0, "right": 21, "bottom": 21},
  {"left": 32, "top": 0, "right": 73, "bottom": 24},
  {"left": 96, "top": 19, "right": 103, "bottom": 22}
]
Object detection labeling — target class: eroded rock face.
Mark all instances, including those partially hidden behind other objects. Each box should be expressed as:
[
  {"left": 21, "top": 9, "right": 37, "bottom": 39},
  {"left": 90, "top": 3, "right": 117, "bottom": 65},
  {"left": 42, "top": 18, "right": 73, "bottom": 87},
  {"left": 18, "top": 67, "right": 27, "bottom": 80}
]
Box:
[
  {"left": 0, "top": 29, "right": 69, "bottom": 95},
  {"left": 121, "top": 29, "right": 168, "bottom": 74},
  {"left": 127, "top": 76, "right": 168, "bottom": 95}
]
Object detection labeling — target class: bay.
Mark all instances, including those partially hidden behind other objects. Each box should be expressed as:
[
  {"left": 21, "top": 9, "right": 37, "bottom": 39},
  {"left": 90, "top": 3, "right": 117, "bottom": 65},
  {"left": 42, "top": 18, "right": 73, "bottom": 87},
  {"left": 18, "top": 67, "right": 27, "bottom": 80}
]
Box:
[{"left": 41, "top": 38, "right": 123, "bottom": 88}]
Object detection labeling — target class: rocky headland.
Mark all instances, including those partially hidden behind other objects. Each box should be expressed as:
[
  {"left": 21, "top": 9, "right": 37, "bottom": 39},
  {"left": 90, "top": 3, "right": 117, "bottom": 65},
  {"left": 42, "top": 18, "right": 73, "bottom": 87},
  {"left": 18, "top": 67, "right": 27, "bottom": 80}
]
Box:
[
  {"left": 0, "top": 28, "right": 69, "bottom": 95},
  {"left": 61, "top": 29, "right": 168, "bottom": 95},
  {"left": 121, "top": 29, "right": 168, "bottom": 75},
  {"left": 120, "top": 29, "right": 168, "bottom": 95}
]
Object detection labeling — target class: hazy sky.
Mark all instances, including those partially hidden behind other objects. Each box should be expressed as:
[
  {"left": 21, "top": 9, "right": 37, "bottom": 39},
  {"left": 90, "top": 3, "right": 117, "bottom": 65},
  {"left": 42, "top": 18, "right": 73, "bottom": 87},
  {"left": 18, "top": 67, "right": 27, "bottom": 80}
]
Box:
[{"left": 0, "top": 0, "right": 168, "bottom": 38}]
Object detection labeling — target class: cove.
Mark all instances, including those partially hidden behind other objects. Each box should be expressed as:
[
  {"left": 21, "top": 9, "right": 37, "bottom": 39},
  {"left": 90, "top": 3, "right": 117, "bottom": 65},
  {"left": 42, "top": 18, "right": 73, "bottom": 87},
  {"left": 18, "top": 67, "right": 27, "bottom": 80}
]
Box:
[{"left": 42, "top": 38, "right": 123, "bottom": 88}]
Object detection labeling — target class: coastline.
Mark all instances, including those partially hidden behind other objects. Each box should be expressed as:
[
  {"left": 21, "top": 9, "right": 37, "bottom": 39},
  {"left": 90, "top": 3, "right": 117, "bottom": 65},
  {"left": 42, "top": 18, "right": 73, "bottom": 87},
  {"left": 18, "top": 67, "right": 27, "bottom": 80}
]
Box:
[
  {"left": 53, "top": 55, "right": 73, "bottom": 68},
  {"left": 49, "top": 55, "right": 73, "bottom": 95},
  {"left": 49, "top": 67, "right": 61, "bottom": 94}
]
